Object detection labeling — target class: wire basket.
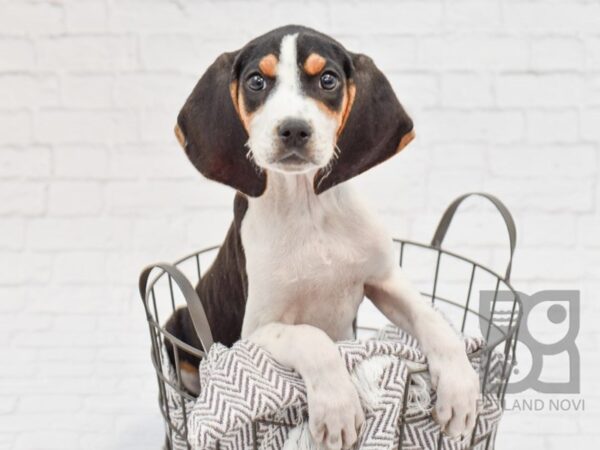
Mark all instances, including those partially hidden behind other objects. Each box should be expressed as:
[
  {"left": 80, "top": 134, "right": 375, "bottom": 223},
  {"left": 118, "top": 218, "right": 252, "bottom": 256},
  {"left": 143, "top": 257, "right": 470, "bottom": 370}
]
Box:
[{"left": 139, "top": 192, "right": 522, "bottom": 450}]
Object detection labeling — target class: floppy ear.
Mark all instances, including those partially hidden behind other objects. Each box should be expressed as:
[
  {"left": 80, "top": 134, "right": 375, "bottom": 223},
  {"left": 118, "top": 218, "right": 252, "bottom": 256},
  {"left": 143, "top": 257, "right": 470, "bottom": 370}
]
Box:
[
  {"left": 175, "top": 52, "right": 267, "bottom": 197},
  {"left": 314, "top": 53, "right": 415, "bottom": 194}
]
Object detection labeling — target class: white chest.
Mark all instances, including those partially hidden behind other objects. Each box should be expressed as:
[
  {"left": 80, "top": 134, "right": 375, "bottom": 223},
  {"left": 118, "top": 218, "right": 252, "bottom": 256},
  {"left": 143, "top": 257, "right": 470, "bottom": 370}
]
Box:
[{"left": 240, "top": 176, "right": 393, "bottom": 339}]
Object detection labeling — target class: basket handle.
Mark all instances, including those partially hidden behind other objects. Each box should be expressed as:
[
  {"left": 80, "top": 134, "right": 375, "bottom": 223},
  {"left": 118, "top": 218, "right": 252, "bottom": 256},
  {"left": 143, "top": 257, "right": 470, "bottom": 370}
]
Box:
[
  {"left": 139, "top": 263, "right": 214, "bottom": 352},
  {"left": 430, "top": 192, "right": 516, "bottom": 281}
]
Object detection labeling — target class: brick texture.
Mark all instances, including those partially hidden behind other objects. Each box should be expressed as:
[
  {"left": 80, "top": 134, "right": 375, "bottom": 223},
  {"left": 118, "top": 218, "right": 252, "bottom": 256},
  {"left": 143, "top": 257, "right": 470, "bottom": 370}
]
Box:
[{"left": 0, "top": 1, "right": 598, "bottom": 449}]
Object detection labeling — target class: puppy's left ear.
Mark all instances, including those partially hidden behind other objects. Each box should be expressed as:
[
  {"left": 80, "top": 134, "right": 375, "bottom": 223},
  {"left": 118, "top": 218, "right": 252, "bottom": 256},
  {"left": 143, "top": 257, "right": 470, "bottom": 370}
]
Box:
[
  {"left": 314, "top": 53, "right": 414, "bottom": 194},
  {"left": 175, "top": 51, "right": 267, "bottom": 197}
]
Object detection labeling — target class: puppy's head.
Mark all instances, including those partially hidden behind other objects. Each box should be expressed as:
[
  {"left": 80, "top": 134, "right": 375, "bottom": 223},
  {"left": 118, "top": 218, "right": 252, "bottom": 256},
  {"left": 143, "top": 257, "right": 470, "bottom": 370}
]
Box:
[{"left": 176, "top": 25, "right": 414, "bottom": 196}]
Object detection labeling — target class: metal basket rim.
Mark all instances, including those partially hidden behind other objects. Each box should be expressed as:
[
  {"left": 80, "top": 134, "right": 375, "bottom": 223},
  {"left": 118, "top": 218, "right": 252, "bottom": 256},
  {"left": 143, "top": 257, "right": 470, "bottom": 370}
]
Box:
[{"left": 142, "top": 237, "right": 522, "bottom": 354}]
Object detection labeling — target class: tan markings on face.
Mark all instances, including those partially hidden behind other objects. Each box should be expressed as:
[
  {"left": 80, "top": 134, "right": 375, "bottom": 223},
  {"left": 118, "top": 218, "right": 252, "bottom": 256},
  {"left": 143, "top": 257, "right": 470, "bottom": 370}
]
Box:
[
  {"left": 338, "top": 82, "right": 355, "bottom": 137},
  {"left": 314, "top": 81, "right": 356, "bottom": 138},
  {"left": 303, "top": 53, "right": 327, "bottom": 76},
  {"left": 311, "top": 81, "right": 354, "bottom": 138},
  {"left": 174, "top": 124, "right": 186, "bottom": 148},
  {"left": 313, "top": 100, "right": 341, "bottom": 125},
  {"left": 229, "top": 80, "right": 242, "bottom": 116},
  {"left": 229, "top": 79, "right": 252, "bottom": 132},
  {"left": 397, "top": 129, "right": 416, "bottom": 153},
  {"left": 237, "top": 87, "right": 253, "bottom": 132},
  {"left": 259, "top": 54, "right": 278, "bottom": 78}
]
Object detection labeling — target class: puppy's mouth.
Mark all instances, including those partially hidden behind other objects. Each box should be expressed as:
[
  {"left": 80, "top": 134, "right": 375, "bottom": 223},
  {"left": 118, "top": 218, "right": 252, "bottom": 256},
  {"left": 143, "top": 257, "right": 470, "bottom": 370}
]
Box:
[
  {"left": 270, "top": 148, "right": 318, "bottom": 172},
  {"left": 277, "top": 151, "right": 310, "bottom": 165}
]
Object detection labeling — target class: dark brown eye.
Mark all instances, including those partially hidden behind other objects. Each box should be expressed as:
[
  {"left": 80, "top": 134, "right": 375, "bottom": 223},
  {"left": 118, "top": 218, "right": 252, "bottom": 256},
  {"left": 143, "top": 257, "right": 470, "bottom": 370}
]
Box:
[
  {"left": 247, "top": 73, "right": 266, "bottom": 91},
  {"left": 319, "top": 71, "right": 338, "bottom": 90}
]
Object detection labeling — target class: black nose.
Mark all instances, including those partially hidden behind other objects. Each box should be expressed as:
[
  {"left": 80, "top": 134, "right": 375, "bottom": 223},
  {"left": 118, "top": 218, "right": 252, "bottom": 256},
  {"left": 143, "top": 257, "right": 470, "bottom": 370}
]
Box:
[{"left": 278, "top": 119, "right": 312, "bottom": 148}]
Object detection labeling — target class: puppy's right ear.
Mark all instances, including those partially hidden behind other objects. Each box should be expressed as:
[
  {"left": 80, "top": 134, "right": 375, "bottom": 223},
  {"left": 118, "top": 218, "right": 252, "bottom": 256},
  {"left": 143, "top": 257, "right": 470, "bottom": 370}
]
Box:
[{"left": 175, "top": 51, "right": 267, "bottom": 197}]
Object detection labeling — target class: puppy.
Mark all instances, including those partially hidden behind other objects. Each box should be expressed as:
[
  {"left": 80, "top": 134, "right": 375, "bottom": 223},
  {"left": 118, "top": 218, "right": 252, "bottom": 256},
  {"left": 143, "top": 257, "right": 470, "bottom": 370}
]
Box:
[{"left": 167, "top": 25, "right": 479, "bottom": 450}]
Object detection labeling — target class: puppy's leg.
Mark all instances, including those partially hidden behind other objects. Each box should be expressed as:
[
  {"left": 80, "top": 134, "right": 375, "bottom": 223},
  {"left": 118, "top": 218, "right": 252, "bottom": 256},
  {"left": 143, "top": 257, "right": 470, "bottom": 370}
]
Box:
[
  {"left": 248, "top": 323, "right": 365, "bottom": 450},
  {"left": 164, "top": 307, "right": 202, "bottom": 395},
  {"left": 366, "top": 267, "right": 480, "bottom": 438}
]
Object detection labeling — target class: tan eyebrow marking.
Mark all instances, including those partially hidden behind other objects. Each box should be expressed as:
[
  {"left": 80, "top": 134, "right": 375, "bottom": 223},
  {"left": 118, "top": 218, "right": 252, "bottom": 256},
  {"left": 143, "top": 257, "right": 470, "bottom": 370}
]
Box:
[
  {"left": 258, "top": 54, "right": 278, "bottom": 78},
  {"left": 304, "top": 53, "right": 327, "bottom": 76}
]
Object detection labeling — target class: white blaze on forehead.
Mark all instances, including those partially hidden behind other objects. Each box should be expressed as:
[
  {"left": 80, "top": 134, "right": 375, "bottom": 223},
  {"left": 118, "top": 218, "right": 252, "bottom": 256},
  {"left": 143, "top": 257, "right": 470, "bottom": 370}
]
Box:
[
  {"left": 267, "top": 33, "right": 306, "bottom": 118},
  {"left": 277, "top": 33, "right": 301, "bottom": 95}
]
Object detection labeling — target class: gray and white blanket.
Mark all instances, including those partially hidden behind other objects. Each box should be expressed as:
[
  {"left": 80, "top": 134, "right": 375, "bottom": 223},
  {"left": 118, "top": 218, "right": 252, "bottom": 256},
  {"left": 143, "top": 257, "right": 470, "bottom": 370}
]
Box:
[{"left": 163, "top": 326, "right": 506, "bottom": 450}]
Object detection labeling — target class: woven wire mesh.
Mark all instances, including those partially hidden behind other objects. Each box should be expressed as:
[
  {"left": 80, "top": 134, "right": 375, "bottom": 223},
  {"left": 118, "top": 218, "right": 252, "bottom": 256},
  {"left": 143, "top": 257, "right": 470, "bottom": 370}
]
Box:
[{"left": 140, "top": 237, "right": 522, "bottom": 450}]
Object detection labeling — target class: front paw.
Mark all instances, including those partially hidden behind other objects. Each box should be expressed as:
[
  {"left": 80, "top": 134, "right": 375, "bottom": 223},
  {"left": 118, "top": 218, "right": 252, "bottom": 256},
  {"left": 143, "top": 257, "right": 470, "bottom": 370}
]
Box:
[
  {"left": 306, "top": 372, "right": 365, "bottom": 450},
  {"left": 430, "top": 357, "right": 480, "bottom": 438}
]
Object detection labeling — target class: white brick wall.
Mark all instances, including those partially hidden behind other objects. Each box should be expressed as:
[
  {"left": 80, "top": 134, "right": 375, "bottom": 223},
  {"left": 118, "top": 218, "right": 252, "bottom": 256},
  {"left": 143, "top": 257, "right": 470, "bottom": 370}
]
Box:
[{"left": 0, "top": 0, "right": 598, "bottom": 448}]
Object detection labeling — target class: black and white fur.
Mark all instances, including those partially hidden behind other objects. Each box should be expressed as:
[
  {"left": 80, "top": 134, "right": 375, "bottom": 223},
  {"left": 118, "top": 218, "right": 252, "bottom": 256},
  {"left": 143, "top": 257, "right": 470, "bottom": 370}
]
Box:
[{"left": 168, "top": 25, "right": 479, "bottom": 450}]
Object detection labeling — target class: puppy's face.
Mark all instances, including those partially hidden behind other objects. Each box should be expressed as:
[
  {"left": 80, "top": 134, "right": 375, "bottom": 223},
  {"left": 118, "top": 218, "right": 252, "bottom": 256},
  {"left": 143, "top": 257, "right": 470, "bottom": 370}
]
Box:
[
  {"left": 176, "top": 25, "right": 414, "bottom": 196},
  {"left": 235, "top": 33, "right": 352, "bottom": 174}
]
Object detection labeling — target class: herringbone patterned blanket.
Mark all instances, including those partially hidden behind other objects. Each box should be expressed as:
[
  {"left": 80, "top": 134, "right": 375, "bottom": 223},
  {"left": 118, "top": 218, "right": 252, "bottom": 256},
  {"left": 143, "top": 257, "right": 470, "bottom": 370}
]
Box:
[{"left": 163, "top": 326, "right": 505, "bottom": 450}]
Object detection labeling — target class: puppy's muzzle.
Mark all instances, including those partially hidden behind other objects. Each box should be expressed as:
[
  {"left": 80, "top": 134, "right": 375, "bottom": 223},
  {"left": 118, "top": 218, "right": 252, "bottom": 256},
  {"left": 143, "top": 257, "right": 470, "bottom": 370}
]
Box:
[{"left": 276, "top": 119, "right": 313, "bottom": 164}]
